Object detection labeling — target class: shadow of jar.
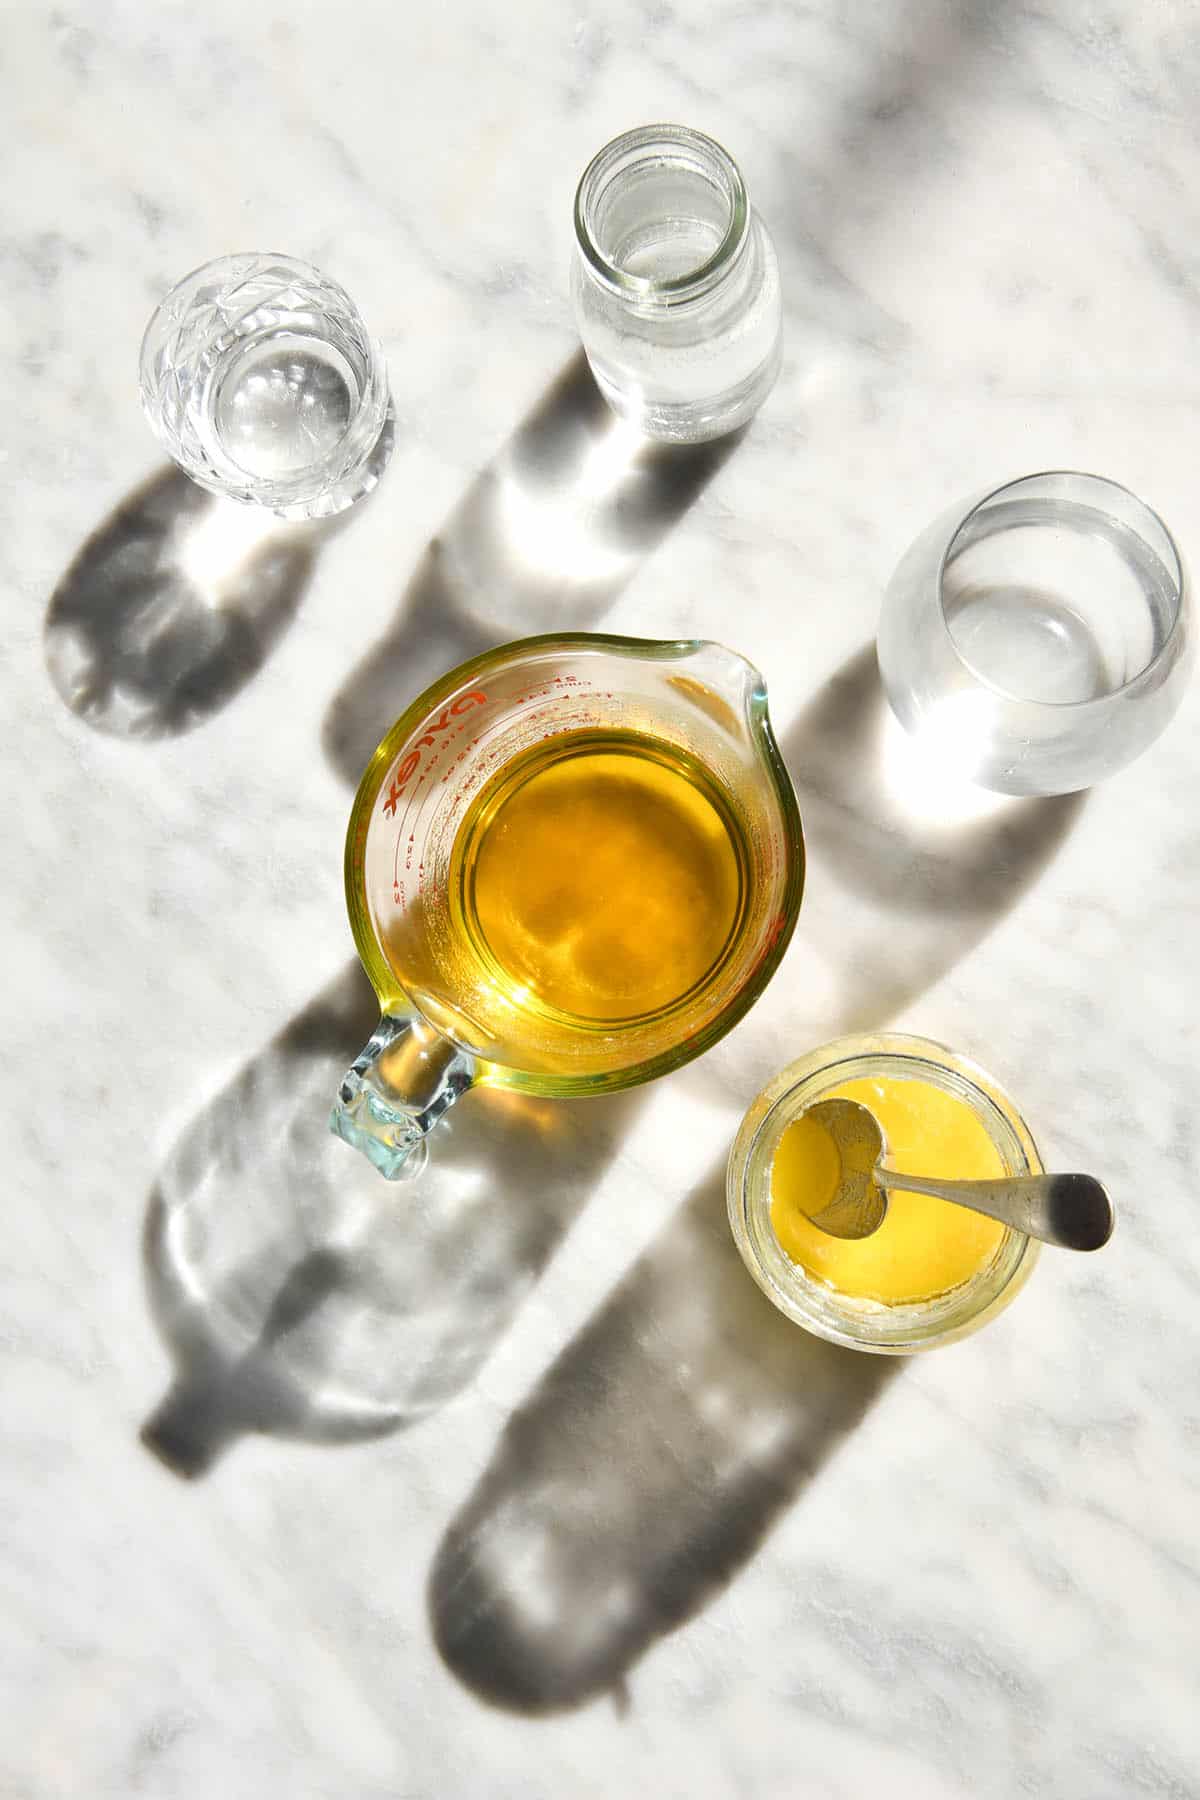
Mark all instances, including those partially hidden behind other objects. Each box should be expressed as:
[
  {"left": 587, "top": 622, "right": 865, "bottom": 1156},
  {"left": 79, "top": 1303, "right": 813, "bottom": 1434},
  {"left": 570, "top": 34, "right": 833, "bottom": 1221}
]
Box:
[
  {"left": 322, "top": 351, "right": 742, "bottom": 787},
  {"left": 429, "top": 1160, "right": 897, "bottom": 1714},
  {"left": 426, "top": 653, "right": 1085, "bottom": 1714}
]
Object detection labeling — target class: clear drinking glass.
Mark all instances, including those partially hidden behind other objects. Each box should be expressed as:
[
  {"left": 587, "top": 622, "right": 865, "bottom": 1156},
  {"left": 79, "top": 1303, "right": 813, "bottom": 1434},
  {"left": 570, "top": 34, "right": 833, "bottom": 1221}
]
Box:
[
  {"left": 571, "top": 124, "right": 783, "bottom": 444},
  {"left": 139, "top": 253, "right": 392, "bottom": 519},
  {"left": 878, "top": 471, "right": 1191, "bottom": 795}
]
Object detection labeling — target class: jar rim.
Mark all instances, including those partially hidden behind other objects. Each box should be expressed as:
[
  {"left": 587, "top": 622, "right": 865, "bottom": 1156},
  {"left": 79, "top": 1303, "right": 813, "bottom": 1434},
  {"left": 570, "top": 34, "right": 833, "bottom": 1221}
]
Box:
[
  {"left": 726, "top": 1033, "right": 1044, "bottom": 1353},
  {"left": 573, "top": 123, "right": 750, "bottom": 304}
]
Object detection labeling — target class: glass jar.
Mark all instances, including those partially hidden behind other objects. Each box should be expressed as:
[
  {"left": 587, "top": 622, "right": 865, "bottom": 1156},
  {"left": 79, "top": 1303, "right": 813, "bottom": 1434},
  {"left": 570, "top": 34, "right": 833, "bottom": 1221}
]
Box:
[
  {"left": 726, "top": 1033, "right": 1043, "bottom": 1352},
  {"left": 571, "top": 124, "right": 783, "bottom": 444}
]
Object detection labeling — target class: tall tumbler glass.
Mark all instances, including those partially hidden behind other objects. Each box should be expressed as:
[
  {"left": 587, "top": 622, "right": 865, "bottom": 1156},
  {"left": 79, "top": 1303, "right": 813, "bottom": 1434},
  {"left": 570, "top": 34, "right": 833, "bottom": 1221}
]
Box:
[{"left": 877, "top": 471, "right": 1190, "bottom": 796}]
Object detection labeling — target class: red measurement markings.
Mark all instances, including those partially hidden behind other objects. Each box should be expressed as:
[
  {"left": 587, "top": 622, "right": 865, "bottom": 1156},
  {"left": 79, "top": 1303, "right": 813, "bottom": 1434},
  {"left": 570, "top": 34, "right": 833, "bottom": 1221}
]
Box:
[
  {"left": 382, "top": 691, "right": 487, "bottom": 817},
  {"left": 382, "top": 676, "right": 599, "bottom": 822}
]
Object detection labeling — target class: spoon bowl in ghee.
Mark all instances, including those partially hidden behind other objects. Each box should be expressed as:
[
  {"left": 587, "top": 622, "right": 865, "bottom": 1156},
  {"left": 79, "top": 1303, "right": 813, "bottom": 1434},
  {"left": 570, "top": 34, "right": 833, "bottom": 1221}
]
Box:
[{"left": 801, "top": 1098, "right": 1114, "bottom": 1252}]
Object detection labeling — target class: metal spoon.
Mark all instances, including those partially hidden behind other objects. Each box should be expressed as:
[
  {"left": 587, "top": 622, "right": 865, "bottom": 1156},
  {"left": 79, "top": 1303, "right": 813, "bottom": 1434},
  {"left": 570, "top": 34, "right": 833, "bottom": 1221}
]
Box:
[{"left": 799, "top": 1098, "right": 1114, "bottom": 1252}]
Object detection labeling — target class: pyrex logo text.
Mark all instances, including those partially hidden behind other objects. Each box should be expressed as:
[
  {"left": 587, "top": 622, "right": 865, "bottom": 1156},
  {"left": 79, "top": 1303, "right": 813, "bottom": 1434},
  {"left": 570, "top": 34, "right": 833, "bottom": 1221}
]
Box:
[{"left": 382, "top": 692, "right": 487, "bottom": 816}]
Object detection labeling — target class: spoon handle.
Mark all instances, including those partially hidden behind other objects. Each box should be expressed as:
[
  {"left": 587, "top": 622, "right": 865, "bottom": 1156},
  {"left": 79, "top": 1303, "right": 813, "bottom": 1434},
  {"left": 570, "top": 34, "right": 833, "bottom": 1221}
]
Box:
[{"left": 874, "top": 1168, "right": 1114, "bottom": 1252}]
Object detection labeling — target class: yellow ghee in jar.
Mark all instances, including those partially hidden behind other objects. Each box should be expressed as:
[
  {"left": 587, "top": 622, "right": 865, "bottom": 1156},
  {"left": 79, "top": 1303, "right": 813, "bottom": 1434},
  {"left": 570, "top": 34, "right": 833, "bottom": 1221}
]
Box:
[{"left": 770, "top": 1075, "right": 1007, "bottom": 1305}]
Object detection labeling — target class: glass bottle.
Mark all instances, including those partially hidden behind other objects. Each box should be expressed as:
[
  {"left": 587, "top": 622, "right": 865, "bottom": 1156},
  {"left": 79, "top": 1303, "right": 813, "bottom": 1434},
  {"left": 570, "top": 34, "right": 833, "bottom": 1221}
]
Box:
[{"left": 571, "top": 124, "right": 783, "bottom": 444}]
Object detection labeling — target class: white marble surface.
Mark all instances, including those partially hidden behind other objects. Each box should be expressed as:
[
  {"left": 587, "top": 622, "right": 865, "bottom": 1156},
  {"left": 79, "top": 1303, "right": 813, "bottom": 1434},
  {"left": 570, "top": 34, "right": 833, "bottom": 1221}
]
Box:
[{"left": 4, "top": 2, "right": 1200, "bottom": 1795}]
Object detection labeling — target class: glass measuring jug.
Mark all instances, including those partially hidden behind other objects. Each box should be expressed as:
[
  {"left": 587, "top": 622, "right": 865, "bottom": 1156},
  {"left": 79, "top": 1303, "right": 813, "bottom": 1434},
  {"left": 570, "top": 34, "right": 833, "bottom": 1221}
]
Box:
[{"left": 331, "top": 634, "right": 804, "bottom": 1177}]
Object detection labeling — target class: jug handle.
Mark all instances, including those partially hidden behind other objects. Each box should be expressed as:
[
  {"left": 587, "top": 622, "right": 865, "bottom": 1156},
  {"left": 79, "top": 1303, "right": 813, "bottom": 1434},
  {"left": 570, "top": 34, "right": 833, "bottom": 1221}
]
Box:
[{"left": 329, "top": 1009, "right": 477, "bottom": 1179}]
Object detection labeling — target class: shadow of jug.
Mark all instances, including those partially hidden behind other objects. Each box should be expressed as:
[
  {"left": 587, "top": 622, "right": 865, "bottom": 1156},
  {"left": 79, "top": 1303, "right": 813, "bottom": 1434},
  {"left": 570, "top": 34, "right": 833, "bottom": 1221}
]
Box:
[
  {"left": 429, "top": 1160, "right": 897, "bottom": 1714},
  {"left": 322, "top": 351, "right": 742, "bottom": 786},
  {"left": 139, "top": 356, "right": 751, "bottom": 1475},
  {"left": 141, "top": 964, "right": 643, "bottom": 1477}
]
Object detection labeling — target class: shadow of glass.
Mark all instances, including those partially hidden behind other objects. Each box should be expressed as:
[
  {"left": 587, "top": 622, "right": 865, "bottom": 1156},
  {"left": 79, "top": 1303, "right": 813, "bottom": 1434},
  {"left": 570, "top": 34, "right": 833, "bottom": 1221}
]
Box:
[
  {"left": 769, "top": 644, "right": 1086, "bottom": 1032},
  {"left": 322, "top": 350, "right": 742, "bottom": 786},
  {"left": 141, "top": 963, "right": 643, "bottom": 1478},
  {"left": 43, "top": 407, "right": 394, "bottom": 739},
  {"left": 430, "top": 1160, "right": 897, "bottom": 1714},
  {"left": 44, "top": 466, "right": 319, "bottom": 739}
]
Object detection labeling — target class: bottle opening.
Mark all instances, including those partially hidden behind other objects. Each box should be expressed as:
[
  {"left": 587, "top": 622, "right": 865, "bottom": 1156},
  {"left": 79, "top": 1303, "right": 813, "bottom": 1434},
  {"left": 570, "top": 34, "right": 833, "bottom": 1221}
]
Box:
[{"left": 574, "top": 123, "right": 749, "bottom": 299}]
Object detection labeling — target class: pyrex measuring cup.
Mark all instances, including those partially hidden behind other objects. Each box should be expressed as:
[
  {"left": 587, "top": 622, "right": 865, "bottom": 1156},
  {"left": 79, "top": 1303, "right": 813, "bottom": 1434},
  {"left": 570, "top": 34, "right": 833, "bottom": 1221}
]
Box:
[{"left": 331, "top": 633, "right": 804, "bottom": 1177}]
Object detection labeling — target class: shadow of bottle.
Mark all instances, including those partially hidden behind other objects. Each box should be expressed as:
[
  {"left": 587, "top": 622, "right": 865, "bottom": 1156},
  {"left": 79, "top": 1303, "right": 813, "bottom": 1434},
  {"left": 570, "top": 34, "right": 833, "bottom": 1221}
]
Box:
[
  {"left": 322, "top": 350, "right": 741, "bottom": 787},
  {"left": 142, "top": 963, "right": 645, "bottom": 1478},
  {"left": 429, "top": 1158, "right": 898, "bottom": 1714}
]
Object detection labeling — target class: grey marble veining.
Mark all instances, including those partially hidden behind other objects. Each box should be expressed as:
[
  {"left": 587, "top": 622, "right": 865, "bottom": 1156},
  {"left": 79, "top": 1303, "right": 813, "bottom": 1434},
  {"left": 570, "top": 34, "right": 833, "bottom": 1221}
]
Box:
[{"left": 3, "top": 2, "right": 1199, "bottom": 1796}]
